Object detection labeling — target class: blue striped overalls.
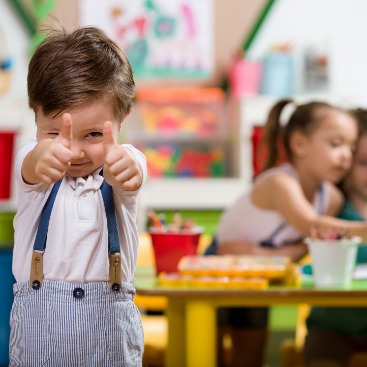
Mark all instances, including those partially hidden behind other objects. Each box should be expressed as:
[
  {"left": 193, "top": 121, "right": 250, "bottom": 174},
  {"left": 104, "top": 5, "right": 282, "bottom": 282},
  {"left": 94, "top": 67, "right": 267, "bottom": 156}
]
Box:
[{"left": 9, "top": 178, "right": 144, "bottom": 366}]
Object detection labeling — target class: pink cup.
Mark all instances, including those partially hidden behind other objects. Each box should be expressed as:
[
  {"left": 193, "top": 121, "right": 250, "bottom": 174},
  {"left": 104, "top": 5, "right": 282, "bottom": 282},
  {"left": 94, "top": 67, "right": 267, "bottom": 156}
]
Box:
[{"left": 229, "top": 59, "right": 261, "bottom": 98}]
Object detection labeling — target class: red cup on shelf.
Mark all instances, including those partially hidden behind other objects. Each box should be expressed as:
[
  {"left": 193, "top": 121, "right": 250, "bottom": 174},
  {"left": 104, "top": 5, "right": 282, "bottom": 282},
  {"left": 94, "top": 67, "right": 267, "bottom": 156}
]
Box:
[{"left": 149, "top": 229, "right": 202, "bottom": 274}]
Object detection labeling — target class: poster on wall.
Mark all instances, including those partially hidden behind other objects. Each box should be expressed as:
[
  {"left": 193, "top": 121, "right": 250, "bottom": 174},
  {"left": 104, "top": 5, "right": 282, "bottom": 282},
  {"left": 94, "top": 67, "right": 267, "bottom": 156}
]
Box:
[{"left": 79, "top": 0, "right": 213, "bottom": 79}]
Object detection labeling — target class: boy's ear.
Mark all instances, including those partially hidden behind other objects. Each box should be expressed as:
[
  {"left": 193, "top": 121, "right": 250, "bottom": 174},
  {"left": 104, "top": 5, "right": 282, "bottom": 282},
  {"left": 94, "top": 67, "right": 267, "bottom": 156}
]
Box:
[
  {"left": 118, "top": 110, "right": 132, "bottom": 132},
  {"left": 290, "top": 131, "right": 308, "bottom": 159}
]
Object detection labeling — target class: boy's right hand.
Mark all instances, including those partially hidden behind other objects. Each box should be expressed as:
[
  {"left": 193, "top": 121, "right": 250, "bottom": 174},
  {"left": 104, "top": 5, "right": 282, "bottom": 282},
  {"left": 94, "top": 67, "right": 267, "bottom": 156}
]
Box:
[{"left": 24, "top": 114, "right": 73, "bottom": 184}]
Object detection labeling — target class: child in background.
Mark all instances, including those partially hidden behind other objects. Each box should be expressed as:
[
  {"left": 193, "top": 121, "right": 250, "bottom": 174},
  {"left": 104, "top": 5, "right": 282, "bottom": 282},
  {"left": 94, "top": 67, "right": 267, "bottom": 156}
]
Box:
[
  {"left": 10, "top": 26, "right": 147, "bottom": 366},
  {"left": 304, "top": 108, "right": 367, "bottom": 367},
  {"left": 209, "top": 99, "right": 367, "bottom": 367}
]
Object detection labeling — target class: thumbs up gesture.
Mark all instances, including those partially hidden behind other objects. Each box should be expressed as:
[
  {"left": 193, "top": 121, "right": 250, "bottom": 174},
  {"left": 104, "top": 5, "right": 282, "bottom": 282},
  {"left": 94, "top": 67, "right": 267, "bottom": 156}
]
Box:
[
  {"left": 103, "top": 121, "right": 143, "bottom": 191},
  {"left": 26, "top": 113, "right": 73, "bottom": 184}
]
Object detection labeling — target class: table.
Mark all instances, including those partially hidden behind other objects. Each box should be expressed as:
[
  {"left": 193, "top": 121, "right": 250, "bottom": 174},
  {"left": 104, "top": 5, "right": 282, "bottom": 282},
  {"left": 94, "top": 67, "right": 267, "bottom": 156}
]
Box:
[{"left": 135, "top": 267, "right": 367, "bottom": 367}]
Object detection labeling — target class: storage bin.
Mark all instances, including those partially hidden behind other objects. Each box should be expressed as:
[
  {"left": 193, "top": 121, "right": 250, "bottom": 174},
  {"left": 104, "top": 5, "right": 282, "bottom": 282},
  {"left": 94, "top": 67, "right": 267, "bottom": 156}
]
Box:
[
  {"left": 251, "top": 125, "right": 287, "bottom": 177},
  {"left": 0, "top": 131, "right": 16, "bottom": 199},
  {"left": 136, "top": 88, "right": 225, "bottom": 136},
  {"left": 143, "top": 144, "right": 224, "bottom": 178},
  {"left": 260, "top": 51, "right": 294, "bottom": 98}
]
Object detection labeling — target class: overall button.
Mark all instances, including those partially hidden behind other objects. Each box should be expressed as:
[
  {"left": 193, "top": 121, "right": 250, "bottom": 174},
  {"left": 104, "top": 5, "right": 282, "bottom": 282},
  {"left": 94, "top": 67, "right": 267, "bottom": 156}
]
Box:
[
  {"left": 32, "top": 280, "right": 41, "bottom": 290},
  {"left": 73, "top": 287, "right": 85, "bottom": 299}
]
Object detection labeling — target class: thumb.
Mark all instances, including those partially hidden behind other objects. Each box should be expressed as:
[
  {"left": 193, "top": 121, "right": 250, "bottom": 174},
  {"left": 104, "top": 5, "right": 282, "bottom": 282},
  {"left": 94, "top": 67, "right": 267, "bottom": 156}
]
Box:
[
  {"left": 57, "top": 113, "right": 73, "bottom": 148},
  {"left": 103, "top": 121, "right": 116, "bottom": 154}
]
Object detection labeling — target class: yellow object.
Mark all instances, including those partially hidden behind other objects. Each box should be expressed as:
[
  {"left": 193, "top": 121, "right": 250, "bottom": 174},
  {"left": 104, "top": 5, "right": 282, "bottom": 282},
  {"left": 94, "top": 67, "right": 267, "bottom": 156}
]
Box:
[
  {"left": 158, "top": 272, "right": 269, "bottom": 289},
  {"left": 177, "top": 254, "right": 297, "bottom": 285},
  {"left": 136, "top": 233, "right": 167, "bottom": 366}
]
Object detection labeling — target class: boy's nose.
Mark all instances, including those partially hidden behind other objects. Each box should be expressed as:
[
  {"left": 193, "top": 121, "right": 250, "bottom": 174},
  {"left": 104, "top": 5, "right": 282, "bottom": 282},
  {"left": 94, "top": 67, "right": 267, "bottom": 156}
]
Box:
[{"left": 70, "top": 142, "right": 85, "bottom": 159}]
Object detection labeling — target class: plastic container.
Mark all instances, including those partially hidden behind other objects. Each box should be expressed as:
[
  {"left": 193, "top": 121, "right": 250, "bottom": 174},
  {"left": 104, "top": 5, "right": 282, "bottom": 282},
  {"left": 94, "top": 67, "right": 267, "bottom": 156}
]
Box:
[
  {"left": 136, "top": 88, "right": 225, "bottom": 136},
  {"left": 251, "top": 126, "right": 287, "bottom": 177},
  {"left": 149, "top": 230, "right": 202, "bottom": 274},
  {"left": 260, "top": 51, "right": 294, "bottom": 98},
  {"left": 0, "top": 131, "right": 17, "bottom": 199},
  {"left": 305, "top": 237, "right": 362, "bottom": 288},
  {"left": 143, "top": 144, "right": 224, "bottom": 178},
  {"left": 229, "top": 58, "right": 261, "bottom": 98},
  {"left": 0, "top": 249, "right": 15, "bottom": 366}
]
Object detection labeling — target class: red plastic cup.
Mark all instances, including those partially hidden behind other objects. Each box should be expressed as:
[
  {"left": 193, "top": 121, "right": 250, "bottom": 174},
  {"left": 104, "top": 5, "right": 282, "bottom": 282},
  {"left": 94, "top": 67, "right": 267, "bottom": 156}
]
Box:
[{"left": 149, "top": 230, "right": 202, "bottom": 274}]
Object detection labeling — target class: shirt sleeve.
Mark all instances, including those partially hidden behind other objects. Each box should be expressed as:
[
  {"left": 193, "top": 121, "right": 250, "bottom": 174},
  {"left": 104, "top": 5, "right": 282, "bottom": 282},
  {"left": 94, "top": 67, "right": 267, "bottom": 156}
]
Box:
[{"left": 14, "top": 139, "right": 50, "bottom": 198}]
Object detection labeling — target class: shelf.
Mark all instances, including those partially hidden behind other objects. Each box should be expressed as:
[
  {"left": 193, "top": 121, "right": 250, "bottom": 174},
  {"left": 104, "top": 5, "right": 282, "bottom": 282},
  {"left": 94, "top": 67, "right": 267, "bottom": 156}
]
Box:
[
  {"left": 127, "top": 133, "right": 227, "bottom": 144},
  {"left": 139, "top": 178, "right": 250, "bottom": 210}
]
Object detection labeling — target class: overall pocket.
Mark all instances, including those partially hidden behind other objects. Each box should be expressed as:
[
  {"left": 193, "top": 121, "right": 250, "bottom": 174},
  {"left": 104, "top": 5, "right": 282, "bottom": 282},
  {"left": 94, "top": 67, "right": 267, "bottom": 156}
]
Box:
[
  {"left": 107, "top": 299, "right": 144, "bottom": 366},
  {"left": 9, "top": 290, "right": 50, "bottom": 366}
]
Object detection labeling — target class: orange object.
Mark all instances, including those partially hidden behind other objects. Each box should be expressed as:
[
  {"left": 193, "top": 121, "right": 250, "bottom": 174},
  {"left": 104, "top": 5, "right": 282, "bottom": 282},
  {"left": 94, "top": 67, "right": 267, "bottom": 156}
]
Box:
[{"left": 137, "top": 88, "right": 224, "bottom": 103}]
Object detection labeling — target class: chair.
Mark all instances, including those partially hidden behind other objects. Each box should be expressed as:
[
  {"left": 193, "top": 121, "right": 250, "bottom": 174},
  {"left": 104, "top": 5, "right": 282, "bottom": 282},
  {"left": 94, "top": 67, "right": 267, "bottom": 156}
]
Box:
[
  {"left": 280, "top": 304, "right": 309, "bottom": 367},
  {"left": 280, "top": 303, "right": 367, "bottom": 367}
]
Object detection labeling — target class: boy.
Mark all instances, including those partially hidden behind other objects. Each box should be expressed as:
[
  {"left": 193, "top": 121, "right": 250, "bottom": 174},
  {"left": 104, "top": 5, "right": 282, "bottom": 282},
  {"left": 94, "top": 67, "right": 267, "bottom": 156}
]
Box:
[{"left": 10, "top": 26, "right": 146, "bottom": 366}]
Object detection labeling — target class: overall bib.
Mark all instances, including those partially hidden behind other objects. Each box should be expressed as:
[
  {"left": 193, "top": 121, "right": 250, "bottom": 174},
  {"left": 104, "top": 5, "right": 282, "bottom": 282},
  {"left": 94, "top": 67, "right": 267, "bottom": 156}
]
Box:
[{"left": 9, "top": 178, "right": 144, "bottom": 366}]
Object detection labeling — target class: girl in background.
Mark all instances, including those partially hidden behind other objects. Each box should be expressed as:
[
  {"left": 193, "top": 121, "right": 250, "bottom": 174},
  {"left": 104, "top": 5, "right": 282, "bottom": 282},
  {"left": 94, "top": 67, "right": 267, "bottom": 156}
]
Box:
[
  {"left": 304, "top": 108, "right": 367, "bottom": 367},
  {"left": 210, "top": 99, "right": 367, "bottom": 367}
]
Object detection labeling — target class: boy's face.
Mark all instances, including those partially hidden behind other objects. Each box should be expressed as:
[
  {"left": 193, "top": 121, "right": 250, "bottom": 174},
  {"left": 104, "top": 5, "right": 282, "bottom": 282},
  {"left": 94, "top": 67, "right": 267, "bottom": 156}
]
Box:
[{"left": 36, "top": 100, "right": 121, "bottom": 178}]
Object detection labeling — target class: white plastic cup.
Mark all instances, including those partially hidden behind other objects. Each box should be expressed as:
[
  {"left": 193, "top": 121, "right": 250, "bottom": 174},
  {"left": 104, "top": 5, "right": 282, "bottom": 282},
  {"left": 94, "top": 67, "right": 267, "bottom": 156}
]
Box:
[{"left": 305, "top": 237, "right": 362, "bottom": 288}]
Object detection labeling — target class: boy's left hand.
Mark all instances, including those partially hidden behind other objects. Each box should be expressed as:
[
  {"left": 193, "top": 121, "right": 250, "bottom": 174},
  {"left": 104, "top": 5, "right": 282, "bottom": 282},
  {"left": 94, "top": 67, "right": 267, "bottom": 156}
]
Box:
[{"left": 103, "top": 121, "right": 143, "bottom": 191}]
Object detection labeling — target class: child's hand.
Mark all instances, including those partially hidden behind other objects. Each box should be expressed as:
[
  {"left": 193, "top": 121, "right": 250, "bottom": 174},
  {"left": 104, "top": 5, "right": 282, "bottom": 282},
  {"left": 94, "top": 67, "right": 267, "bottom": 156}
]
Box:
[
  {"left": 103, "top": 121, "right": 143, "bottom": 190},
  {"left": 33, "top": 114, "right": 73, "bottom": 184}
]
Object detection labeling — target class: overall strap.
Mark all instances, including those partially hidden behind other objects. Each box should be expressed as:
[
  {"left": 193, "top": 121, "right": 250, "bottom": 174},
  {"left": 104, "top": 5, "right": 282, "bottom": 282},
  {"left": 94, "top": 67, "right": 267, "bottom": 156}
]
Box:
[
  {"left": 30, "top": 175, "right": 122, "bottom": 292},
  {"left": 100, "top": 178, "right": 123, "bottom": 291},
  {"left": 260, "top": 222, "right": 288, "bottom": 248},
  {"left": 33, "top": 180, "right": 62, "bottom": 252}
]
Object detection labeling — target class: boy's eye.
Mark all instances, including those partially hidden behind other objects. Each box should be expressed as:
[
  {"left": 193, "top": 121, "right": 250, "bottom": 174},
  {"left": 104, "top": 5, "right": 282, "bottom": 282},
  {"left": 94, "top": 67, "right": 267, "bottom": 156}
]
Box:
[
  {"left": 330, "top": 141, "right": 341, "bottom": 147},
  {"left": 86, "top": 132, "right": 102, "bottom": 138}
]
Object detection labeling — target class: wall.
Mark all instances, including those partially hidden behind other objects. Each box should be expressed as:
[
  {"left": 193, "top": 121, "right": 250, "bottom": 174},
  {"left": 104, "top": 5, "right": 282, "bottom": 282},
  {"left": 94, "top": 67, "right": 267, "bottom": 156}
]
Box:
[
  {"left": 50, "top": 0, "right": 264, "bottom": 87},
  {"left": 4, "top": 0, "right": 367, "bottom": 102},
  {"left": 247, "top": 0, "right": 367, "bottom": 106}
]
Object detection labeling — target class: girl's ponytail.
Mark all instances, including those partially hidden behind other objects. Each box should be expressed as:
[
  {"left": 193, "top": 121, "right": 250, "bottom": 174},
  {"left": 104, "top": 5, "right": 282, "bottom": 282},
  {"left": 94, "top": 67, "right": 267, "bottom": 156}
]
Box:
[{"left": 261, "top": 99, "right": 292, "bottom": 171}]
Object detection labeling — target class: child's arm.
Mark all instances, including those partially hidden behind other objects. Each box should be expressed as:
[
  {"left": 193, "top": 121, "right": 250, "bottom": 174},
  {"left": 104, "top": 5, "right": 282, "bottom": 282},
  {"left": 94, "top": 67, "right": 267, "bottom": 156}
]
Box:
[
  {"left": 253, "top": 172, "right": 367, "bottom": 239},
  {"left": 22, "top": 115, "right": 72, "bottom": 184},
  {"left": 218, "top": 240, "right": 308, "bottom": 262},
  {"left": 103, "top": 121, "right": 143, "bottom": 191}
]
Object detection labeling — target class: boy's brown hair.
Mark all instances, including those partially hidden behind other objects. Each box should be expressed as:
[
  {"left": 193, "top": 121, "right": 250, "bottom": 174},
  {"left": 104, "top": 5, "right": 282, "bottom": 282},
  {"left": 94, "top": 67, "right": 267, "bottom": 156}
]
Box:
[{"left": 27, "top": 26, "right": 135, "bottom": 120}]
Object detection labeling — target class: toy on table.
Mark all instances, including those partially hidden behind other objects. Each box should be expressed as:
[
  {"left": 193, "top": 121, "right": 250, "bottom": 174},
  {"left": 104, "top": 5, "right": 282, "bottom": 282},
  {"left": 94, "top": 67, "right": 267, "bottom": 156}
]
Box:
[{"left": 158, "top": 254, "right": 300, "bottom": 289}]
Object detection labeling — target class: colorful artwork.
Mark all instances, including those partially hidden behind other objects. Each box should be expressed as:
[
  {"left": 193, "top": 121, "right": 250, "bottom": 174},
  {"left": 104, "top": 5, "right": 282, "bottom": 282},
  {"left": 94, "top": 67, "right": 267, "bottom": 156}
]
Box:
[{"left": 79, "top": 0, "right": 213, "bottom": 79}]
